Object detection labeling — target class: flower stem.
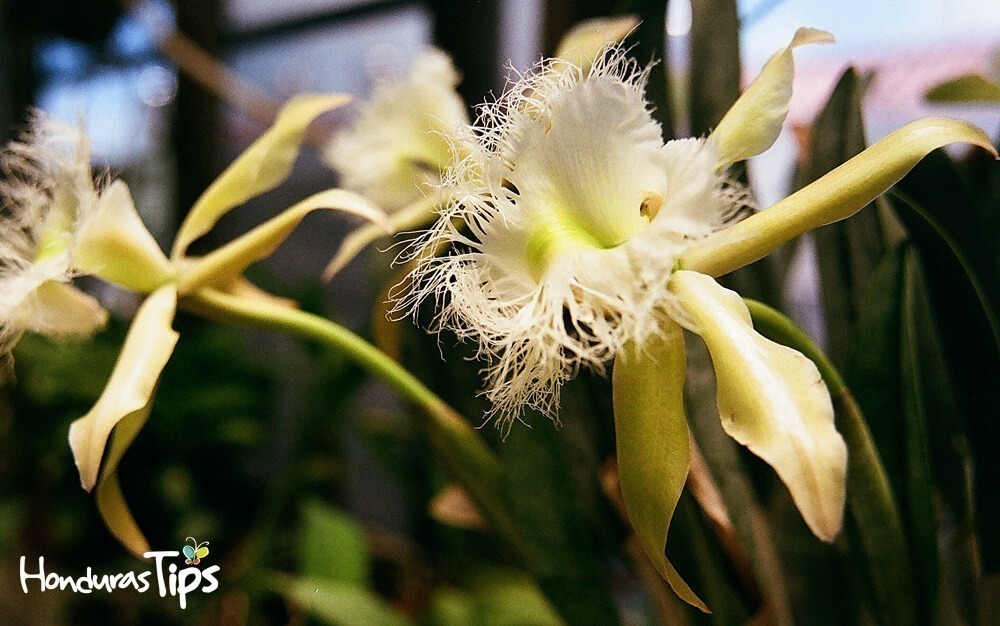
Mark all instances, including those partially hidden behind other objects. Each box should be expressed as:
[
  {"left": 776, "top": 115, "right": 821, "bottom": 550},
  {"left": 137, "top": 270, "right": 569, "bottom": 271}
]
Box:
[{"left": 180, "top": 288, "right": 535, "bottom": 565}]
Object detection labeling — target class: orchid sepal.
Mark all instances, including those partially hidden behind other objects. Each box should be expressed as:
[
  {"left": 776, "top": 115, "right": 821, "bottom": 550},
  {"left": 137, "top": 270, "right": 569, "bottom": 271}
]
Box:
[{"left": 680, "top": 117, "right": 997, "bottom": 277}]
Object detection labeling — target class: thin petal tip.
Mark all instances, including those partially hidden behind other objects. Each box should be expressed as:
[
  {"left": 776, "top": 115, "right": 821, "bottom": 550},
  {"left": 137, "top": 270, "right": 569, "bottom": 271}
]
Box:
[{"left": 791, "top": 27, "right": 835, "bottom": 47}]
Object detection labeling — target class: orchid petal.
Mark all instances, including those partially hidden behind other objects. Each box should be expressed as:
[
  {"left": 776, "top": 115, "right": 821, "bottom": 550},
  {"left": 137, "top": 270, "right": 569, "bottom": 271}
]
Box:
[
  {"left": 554, "top": 15, "right": 639, "bottom": 73},
  {"left": 24, "top": 280, "right": 108, "bottom": 338},
  {"left": 322, "top": 195, "right": 435, "bottom": 280},
  {"left": 669, "top": 270, "right": 847, "bottom": 542},
  {"left": 68, "top": 285, "right": 178, "bottom": 492},
  {"left": 681, "top": 117, "right": 997, "bottom": 277},
  {"left": 178, "top": 189, "right": 388, "bottom": 294},
  {"left": 612, "top": 321, "right": 708, "bottom": 612},
  {"left": 172, "top": 93, "right": 350, "bottom": 258},
  {"left": 75, "top": 180, "right": 174, "bottom": 293},
  {"left": 710, "top": 27, "right": 833, "bottom": 167}
]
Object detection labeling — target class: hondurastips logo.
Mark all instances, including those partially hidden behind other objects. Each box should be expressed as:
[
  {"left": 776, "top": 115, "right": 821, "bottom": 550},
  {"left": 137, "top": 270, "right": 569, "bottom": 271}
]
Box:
[{"left": 19, "top": 540, "right": 219, "bottom": 609}]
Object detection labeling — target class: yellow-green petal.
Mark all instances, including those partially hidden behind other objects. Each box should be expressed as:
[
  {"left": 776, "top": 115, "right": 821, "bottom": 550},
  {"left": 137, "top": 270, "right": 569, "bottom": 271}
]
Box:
[
  {"left": 96, "top": 472, "right": 150, "bottom": 557},
  {"left": 554, "top": 15, "right": 639, "bottom": 74},
  {"left": 612, "top": 321, "right": 708, "bottom": 612},
  {"left": 711, "top": 27, "right": 833, "bottom": 167},
  {"left": 24, "top": 280, "right": 108, "bottom": 338},
  {"left": 172, "top": 93, "right": 350, "bottom": 258},
  {"left": 68, "top": 285, "right": 179, "bottom": 492},
  {"left": 681, "top": 117, "right": 998, "bottom": 277},
  {"left": 177, "top": 188, "right": 388, "bottom": 294},
  {"left": 322, "top": 195, "right": 434, "bottom": 280},
  {"left": 75, "top": 180, "right": 174, "bottom": 293},
  {"left": 669, "top": 270, "right": 846, "bottom": 542}
]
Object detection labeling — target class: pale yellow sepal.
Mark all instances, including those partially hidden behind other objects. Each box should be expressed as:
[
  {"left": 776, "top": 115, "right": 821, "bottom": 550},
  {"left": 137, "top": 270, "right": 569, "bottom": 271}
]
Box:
[
  {"left": 669, "top": 270, "right": 846, "bottom": 542},
  {"left": 612, "top": 321, "right": 708, "bottom": 612},
  {"left": 554, "top": 15, "right": 639, "bottom": 74},
  {"left": 75, "top": 180, "right": 174, "bottom": 293},
  {"left": 172, "top": 93, "right": 350, "bottom": 258},
  {"left": 68, "top": 286, "right": 179, "bottom": 492},
  {"left": 681, "top": 117, "right": 998, "bottom": 277},
  {"left": 710, "top": 27, "right": 834, "bottom": 167},
  {"left": 323, "top": 195, "right": 435, "bottom": 280},
  {"left": 178, "top": 188, "right": 388, "bottom": 294},
  {"left": 97, "top": 466, "right": 150, "bottom": 556},
  {"left": 24, "top": 280, "right": 108, "bottom": 338}
]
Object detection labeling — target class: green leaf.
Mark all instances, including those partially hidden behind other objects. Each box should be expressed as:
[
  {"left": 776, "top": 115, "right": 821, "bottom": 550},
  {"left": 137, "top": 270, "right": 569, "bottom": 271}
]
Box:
[
  {"left": 670, "top": 491, "right": 753, "bottom": 623},
  {"left": 926, "top": 74, "right": 1000, "bottom": 103},
  {"left": 612, "top": 321, "right": 707, "bottom": 611},
  {"left": 688, "top": 0, "right": 740, "bottom": 137},
  {"left": 842, "top": 246, "right": 946, "bottom": 623},
  {"left": 425, "top": 569, "right": 563, "bottom": 626},
  {"left": 501, "top": 414, "right": 620, "bottom": 625},
  {"left": 889, "top": 154, "right": 1000, "bottom": 572},
  {"left": 621, "top": 0, "right": 673, "bottom": 139},
  {"left": 299, "top": 500, "right": 371, "bottom": 587},
  {"left": 275, "top": 574, "right": 410, "bottom": 626},
  {"left": 899, "top": 249, "right": 941, "bottom": 618},
  {"left": 797, "top": 68, "right": 886, "bottom": 367}
]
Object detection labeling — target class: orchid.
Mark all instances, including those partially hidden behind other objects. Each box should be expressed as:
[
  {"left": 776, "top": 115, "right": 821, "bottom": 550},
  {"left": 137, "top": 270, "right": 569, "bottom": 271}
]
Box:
[
  {"left": 322, "top": 17, "right": 642, "bottom": 279},
  {"left": 0, "top": 115, "right": 109, "bottom": 381},
  {"left": 0, "top": 95, "right": 389, "bottom": 555},
  {"left": 322, "top": 48, "right": 469, "bottom": 279},
  {"left": 398, "top": 28, "right": 995, "bottom": 608}
]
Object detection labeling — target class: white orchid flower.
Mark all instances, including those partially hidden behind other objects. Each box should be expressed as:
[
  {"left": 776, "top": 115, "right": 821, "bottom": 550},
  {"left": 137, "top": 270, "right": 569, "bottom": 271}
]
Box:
[
  {"left": 322, "top": 19, "right": 641, "bottom": 281},
  {"left": 398, "top": 28, "right": 995, "bottom": 609},
  {"left": 0, "top": 115, "right": 110, "bottom": 381},
  {"left": 322, "top": 48, "right": 470, "bottom": 278}
]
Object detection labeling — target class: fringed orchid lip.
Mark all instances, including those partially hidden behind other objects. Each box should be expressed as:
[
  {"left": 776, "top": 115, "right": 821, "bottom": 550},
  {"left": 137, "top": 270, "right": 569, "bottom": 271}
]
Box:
[
  {"left": 0, "top": 114, "right": 110, "bottom": 380},
  {"left": 398, "top": 45, "right": 753, "bottom": 429}
]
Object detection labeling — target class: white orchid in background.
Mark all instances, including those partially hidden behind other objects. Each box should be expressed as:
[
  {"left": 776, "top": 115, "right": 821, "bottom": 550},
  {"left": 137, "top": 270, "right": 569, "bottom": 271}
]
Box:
[
  {"left": 322, "top": 16, "right": 641, "bottom": 280},
  {"left": 0, "top": 96, "right": 388, "bottom": 556},
  {"left": 0, "top": 116, "right": 109, "bottom": 380},
  {"left": 397, "top": 27, "right": 995, "bottom": 608},
  {"left": 322, "top": 48, "right": 469, "bottom": 279}
]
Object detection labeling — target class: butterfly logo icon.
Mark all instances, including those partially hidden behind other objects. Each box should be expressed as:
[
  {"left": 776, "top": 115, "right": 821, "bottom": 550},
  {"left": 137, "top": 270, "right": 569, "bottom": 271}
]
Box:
[{"left": 183, "top": 537, "right": 210, "bottom": 565}]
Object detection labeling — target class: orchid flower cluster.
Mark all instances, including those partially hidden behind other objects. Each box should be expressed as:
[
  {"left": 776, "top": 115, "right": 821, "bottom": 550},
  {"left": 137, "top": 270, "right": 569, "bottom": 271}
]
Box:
[
  {"left": 357, "top": 29, "right": 987, "bottom": 607},
  {"left": 0, "top": 97, "right": 389, "bottom": 555},
  {"left": 1, "top": 15, "right": 994, "bottom": 614}
]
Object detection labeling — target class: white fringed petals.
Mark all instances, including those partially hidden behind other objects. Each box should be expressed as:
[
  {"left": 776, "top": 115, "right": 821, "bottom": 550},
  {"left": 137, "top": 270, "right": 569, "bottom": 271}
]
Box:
[
  {"left": 325, "top": 48, "right": 469, "bottom": 211},
  {"left": 0, "top": 114, "right": 109, "bottom": 379},
  {"left": 399, "top": 49, "right": 750, "bottom": 428}
]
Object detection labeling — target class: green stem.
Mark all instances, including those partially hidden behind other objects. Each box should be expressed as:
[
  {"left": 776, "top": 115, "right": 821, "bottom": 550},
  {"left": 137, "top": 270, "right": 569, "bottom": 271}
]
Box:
[
  {"left": 180, "top": 288, "right": 535, "bottom": 566},
  {"left": 745, "top": 298, "right": 918, "bottom": 623}
]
